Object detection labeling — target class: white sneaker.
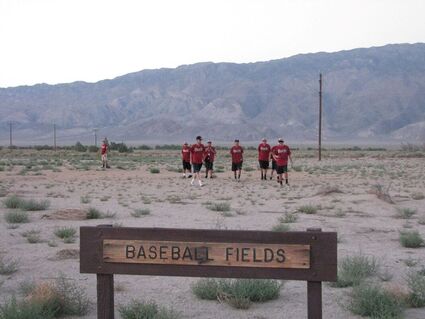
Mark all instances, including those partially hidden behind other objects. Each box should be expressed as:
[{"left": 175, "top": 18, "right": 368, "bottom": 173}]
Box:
[
  {"left": 198, "top": 180, "right": 203, "bottom": 187},
  {"left": 190, "top": 179, "right": 195, "bottom": 186}
]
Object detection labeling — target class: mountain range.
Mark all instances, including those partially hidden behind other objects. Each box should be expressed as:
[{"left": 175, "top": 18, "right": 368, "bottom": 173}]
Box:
[{"left": 1, "top": 43, "right": 425, "bottom": 145}]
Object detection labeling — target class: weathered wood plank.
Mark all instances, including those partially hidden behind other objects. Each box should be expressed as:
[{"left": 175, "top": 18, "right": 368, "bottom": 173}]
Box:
[{"left": 103, "top": 240, "right": 310, "bottom": 269}]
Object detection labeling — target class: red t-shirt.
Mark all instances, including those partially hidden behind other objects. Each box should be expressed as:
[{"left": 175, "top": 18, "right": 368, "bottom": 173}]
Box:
[
  {"left": 190, "top": 143, "right": 205, "bottom": 164},
  {"left": 101, "top": 144, "right": 108, "bottom": 155},
  {"left": 230, "top": 145, "right": 243, "bottom": 163},
  {"left": 273, "top": 144, "right": 291, "bottom": 166},
  {"left": 258, "top": 143, "right": 271, "bottom": 161},
  {"left": 181, "top": 146, "right": 191, "bottom": 162},
  {"left": 204, "top": 146, "right": 216, "bottom": 162}
]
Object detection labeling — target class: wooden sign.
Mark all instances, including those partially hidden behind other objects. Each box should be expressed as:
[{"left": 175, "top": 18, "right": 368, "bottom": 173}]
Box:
[
  {"left": 103, "top": 239, "right": 310, "bottom": 269},
  {"left": 80, "top": 226, "right": 337, "bottom": 319}
]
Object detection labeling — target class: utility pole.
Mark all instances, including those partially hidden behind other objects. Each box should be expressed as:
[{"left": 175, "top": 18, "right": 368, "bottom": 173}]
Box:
[
  {"left": 53, "top": 123, "right": 57, "bottom": 151},
  {"left": 93, "top": 128, "right": 98, "bottom": 147},
  {"left": 318, "top": 73, "right": 323, "bottom": 161},
  {"left": 9, "top": 121, "right": 13, "bottom": 148}
]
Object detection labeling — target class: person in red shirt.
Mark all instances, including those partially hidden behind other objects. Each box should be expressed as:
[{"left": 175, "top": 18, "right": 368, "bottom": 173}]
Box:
[
  {"left": 230, "top": 139, "right": 244, "bottom": 181},
  {"left": 190, "top": 136, "right": 206, "bottom": 186},
  {"left": 204, "top": 141, "right": 217, "bottom": 179},
  {"left": 100, "top": 138, "right": 110, "bottom": 169},
  {"left": 181, "top": 142, "right": 192, "bottom": 178},
  {"left": 258, "top": 138, "right": 271, "bottom": 180},
  {"left": 271, "top": 138, "right": 292, "bottom": 186}
]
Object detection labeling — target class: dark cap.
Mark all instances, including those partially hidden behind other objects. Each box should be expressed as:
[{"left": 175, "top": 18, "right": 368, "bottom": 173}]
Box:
[
  {"left": 278, "top": 138, "right": 284, "bottom": 142},
  {"left": 183, "top": 141, "right": 188, "bottom": 145},
  {"left": 207, "top": 141, "right": 212, "bottom": 144},
  {"left": 196, "top": 136, "right": 202, "bottom": 140},
  {"left": 234, "top": 139, "right": 239, "bottom": 142}
]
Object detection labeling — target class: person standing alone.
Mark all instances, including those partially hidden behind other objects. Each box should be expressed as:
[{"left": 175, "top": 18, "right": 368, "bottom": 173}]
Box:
[
  {"left": 230, "top": 139, "right": 243, "bottom": 181},
  {"left": 181, "top": 142, "right": 192, "bottom": 178},
  {"left": 204, "top": 141, "right": 216, "bottom": 179},
  {"left": 101, "top": 138, "right": 110, "bottom": 169},
  {"left": 258, "top": 138, "right": 271, "bottom": 180},
  {"left": 190, "top": 136, "right": 206, "bottom": 186},
  {"left": 272, "top": 138, "right": 292, "bottom": 186}
]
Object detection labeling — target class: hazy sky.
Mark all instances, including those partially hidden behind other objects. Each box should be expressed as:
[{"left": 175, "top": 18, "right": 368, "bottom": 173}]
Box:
[{"left": 1, "top": 0, "right": 424, "bottom": 88}]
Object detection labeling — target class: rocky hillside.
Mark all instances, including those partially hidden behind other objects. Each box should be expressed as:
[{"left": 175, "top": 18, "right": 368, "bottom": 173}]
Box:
[{"left": 1, "top": 43, "right": 424, "bottom": 144}]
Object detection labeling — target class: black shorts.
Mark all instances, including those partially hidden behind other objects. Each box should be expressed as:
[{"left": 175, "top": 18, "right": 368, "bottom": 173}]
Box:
[
  {"left": 259, "top": 160, "right": 269, "bottom": 169},
  {"left": 205, "top": 161, "right": 213, "bottom": 170},
  {"left": 182, "top": 160, "right": 191, "bottom": 170},
  {"left": 192, "top": 163, "right": 203, "bottom": 173},
  {"left": 232, "top": 162, "right": 243, "bottom": 171},
  {"left": 272, "top": 160, "right": 277, "bottom": 170},
  {"left": 276, "top": 165, "right": 288, "bottom": 175}
]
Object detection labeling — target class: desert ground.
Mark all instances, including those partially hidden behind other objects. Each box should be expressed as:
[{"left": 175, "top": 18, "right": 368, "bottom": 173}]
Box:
[{"left": 0, "top": 146, "right": 424, "bottom": 318}]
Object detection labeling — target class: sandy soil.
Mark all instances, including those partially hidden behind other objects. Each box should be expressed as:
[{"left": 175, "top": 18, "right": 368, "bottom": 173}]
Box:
[{"left": 0, "top": 149, "right": 424, "bottom": 318}]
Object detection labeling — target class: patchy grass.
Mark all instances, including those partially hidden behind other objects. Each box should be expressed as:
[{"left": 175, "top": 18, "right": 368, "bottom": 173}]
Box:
[
  {"left": 271, "top": 223, "right": 291, "bottom": 232},
  {"left": 2, "top": 195, "right": 49, "bottom": 211},
  {"left": 395, "top": 207, "right": 416, "bottom": 219},
  {"left": 118, "top": 300, "right": 180, "bottom": 319},
  {"left": 192, "top": 278, "right": 281, "bottom": 309},
  {"left": 21, "top": 230, "right": 42, "bottom": 243},
  {"left": 332, "top": 254, "right": 379, "bottom": 288},
  {"left": 86, "top": 207, "right": 102, "bottom": 219},
  {"left": 206, "top": 202, "right": 231, "bottom": 212},
  {"left": 399, "top": 230, "right": 424, "bottom": 248},
  {"left": 348, "top": 284, "right": 404, "bottom": 319},
  {"left": 5, "top": 211, "right": 29, "bottom": 224},
  {"left": 297, "top": 204, "right": 319, "bottom": 214},
  {"left": 278, "top": 212, "right": 298, "bottom": 223},
  {"left": 54, "top": 227, "right": 77, "bottom": 241},
  {"left": 80, "top": 195, "right": 91, "bottom": 204},
  {"left": 0, "top": 256, "right": 19, "bottom": 275},
  {"left": 406, "top": 270, "right": 425, "bottom": 308},
  {"left": 411, "top": 192, "right": 425, "bottom": 200},
  {"left": 131, "top": 208, "right": 151, "bottom": 217}
]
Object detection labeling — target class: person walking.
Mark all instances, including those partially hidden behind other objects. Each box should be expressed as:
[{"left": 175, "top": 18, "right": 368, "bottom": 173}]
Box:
[
  {"left": 190, "top": 136, "right": 206, "bottom": 186},
  {"left": 272, "top": 138, "right": 292, "bottom": 186},
  {"left": 101, "top": 138, "right": 110, "bottom": 169},
  {"left": 230, "top": 139, "right": 243, "bottom": 181},
  {"left": 181, "top": 142, "right": 192, "bottom": 178},
  {"left": 204, "top": 140, "right": 216, "bottom": 178},
  {"left": 258, "top": 138, "right": 271, "bottom": 180}
]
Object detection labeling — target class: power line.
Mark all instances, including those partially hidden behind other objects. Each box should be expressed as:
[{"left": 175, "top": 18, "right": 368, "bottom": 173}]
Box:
[
  {"left": 318, "top": 73, "right": 323, "bottom": 161},
  {"left": 54, "top": 123, "right": 57, "bottom": 151},
  {"left": 9, "top": 121, "right": 13, "bottom": 148}
]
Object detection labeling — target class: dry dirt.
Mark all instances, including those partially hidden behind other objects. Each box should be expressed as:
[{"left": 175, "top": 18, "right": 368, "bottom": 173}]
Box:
[{"left": 0, "top": 149, "right": 424, "bottom": 318}]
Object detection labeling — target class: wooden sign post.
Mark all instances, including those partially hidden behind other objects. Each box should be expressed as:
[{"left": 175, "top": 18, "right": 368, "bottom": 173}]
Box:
[{"left": 80, "top": 226, "right": 337, "bottom": 319}]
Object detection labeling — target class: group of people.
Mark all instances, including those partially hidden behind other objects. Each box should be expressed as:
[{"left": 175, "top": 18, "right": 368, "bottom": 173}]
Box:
[{"left": 182, "top": 136, "right": 292, "bottom": 187}]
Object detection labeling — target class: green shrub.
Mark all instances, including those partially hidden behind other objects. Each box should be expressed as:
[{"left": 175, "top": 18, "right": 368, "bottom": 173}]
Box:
[
  {"left": 332, "top": 254, "right": 379, "bottom": 287},
  {"left": 19, "top": 199, "right": 50, "bottom": 211},
  {"left": 271, "top": 223, "right": 290, "bottom": 232},
  {"left": 297, "top": 205, "right": 318, "bottom": 214},
  {"left": 0, "top": 256, "right": 19, "bottom": 275},
  {"left": 206, "top": 202, "right": 231, "bottom": 212},
  {"left": 191, "top": 279, "right": 281, "bottom": 309},
  {"left": 2, "top": 195, "right": 49, "bottom": 211},
  {"left": 5, "top": 211, "right": 29, "bottom": 224},
  {"left": 0, "top": 296, "right": 55, "bottom": 319},
  {"left": 53, "top": 275, "right": 90, "bottom": 316},
  {"left": 21, "top": 230, "right": 42, "bottom": 243},
  {"left": 348, "top": 284, "right": 404, "bottom": 319},
  {"left": 411, "top": 192, "right": 425, "bottom": 200},
  {"left": 54, "top": 227, "right": 76, "bottom": 240},
  {"left": 131, "top": 209, "right": 151, "bottom": 217},
  {"left": 3, "top": 195, "right": 24, "bottom": 209},
  {"left": 278, "top": 213, "right": 298, "bottom": 223},
  {"left": 406, "top": 271, "right": 425, "bottom": 308},
  {"left": 86, "top": 207, "right": 102, "bottom": 219},
  {"left": 80, "top": 195, "right": 91, "bottom": 204},
  {"left": 399, "top": 230, "right": 424, "bottom": 248},
  {"left": 118, "top": 300, "right": 180, "bottom": 319},
  {"left": 395, "top": 207, "right": 416, "bottom": 219},
  {"left": 149, "top": 168, "right": 160, "bottom": 174}
]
